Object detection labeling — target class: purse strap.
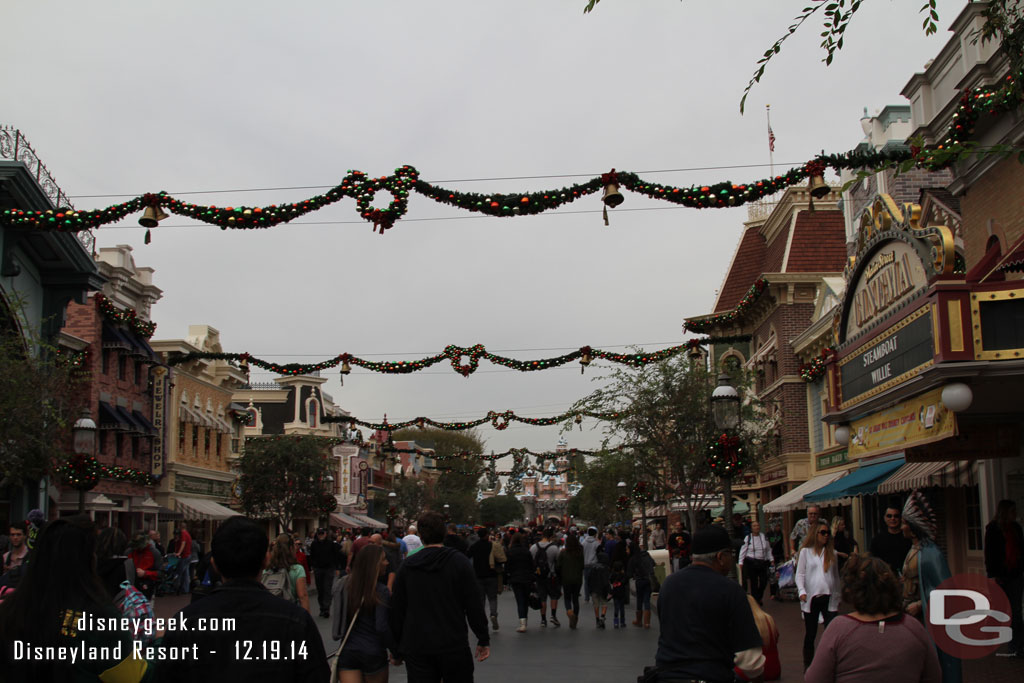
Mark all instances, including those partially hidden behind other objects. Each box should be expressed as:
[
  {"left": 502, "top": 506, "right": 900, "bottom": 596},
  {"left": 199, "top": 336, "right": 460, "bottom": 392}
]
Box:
[{"left": 337, "top": 603, "right": 361, "bottom": 652}]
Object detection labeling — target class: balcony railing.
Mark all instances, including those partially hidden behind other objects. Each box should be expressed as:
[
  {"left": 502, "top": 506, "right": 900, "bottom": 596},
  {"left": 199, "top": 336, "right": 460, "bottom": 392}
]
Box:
[{"left": 0, "top": 126, "right": 94, "bottom": 254}]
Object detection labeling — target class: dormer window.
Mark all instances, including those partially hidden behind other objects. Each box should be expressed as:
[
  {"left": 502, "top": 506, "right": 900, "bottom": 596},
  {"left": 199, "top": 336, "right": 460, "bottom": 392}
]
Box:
[{"left": 307, "top": 398, "right": 319, "bottom": 428}]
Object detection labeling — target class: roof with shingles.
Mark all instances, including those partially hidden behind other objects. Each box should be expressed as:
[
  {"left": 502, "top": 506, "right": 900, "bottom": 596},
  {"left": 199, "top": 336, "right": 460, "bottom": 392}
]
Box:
[
  {"left": 714, "top": 225, "right": 767, "bottom": 312},
  {"left": 785, "top": 210, "right": 847, "bottom": 273}
]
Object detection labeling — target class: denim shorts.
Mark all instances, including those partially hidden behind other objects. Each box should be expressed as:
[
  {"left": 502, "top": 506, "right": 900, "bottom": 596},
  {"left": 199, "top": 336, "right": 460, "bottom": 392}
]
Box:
[{"left": 337, "top": 648, "right": 387, "bottom": 675}]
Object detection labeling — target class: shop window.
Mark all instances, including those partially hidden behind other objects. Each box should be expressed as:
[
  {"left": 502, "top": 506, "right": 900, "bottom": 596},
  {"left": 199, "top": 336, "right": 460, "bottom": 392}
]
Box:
[
  {"left": 102, "top": 350, "right": 110, "bottom": 375},
  {"left": 965, "top": 485, "right": 983, "bottom": 551},
  {"left": 99, "top": 431, "right": 108, "bottom": 455},
  {"left": 118, "top": 354, "right": 127, "bottom": 381},
  {"left": 192, "top": 426, "right": 199, "bottom": 457},
  {"left": 135, "top": 361, "right": 143, "bottom": 385},
  {"left": 216, "top": 433, "right": 223, "bottom": 460},
  {"left": 115, "top": 433, "right": 124, "bottom": 460},
  {"left": 131, "top": 436, "right": 138, "bottom": 459},
  {"left": 231, "top": 438, "right": 240, "bottom": 454},
  {"left": 204, "top": 429, "right": 211, "bottom": 458},
  {"left": 178, "top": 422, "right": 186, "bottom": 453}
]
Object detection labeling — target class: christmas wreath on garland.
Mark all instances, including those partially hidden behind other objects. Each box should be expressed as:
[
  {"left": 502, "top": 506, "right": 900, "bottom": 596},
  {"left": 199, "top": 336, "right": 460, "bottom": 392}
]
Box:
[
  {"left": 615, "top": 495, "right": 632, "bottom": 511},
  {"left": 631, "top": 480, "right": 654, "bottom": 503},
  {"left": 707, "top": 433, "right": 746, "bottom": 478},
  {"left": 61, "top": 454, "right": 101, "bottom": 491}
]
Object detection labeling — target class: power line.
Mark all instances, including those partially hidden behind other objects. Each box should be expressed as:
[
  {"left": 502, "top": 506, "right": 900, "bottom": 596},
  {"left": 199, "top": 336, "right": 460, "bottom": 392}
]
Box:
[{"left": 68, "top": 161, "right": 804, "bottom": 199}]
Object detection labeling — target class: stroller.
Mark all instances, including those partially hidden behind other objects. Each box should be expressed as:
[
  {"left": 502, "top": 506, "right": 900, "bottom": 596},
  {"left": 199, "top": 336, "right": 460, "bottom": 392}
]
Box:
[{"left": 156, "top": 555, "right": 180, "bottom": 596}]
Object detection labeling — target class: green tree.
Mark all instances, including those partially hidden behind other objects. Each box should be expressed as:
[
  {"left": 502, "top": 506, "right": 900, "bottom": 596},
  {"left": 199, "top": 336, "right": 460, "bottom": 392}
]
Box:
[
  {"left": 391, "top": 475, "right": 434, "bottom": 527},
  {"left": 391, "top": 427, "right": 487, "bottom": 497},
  {"left": 565, "top": 353, "right": 771, "bottom": 532},
  {"left": 478, "top": 495, "right": 526, "bottom": 526},
  {"left": 0, "top": 322, "right": 86, "bottom": 490},
  {"left": 238, "top": 436, "right": 333, "bottom": 531},
  {"left": 570, "top": 449, "right": 634, "bottom": 528}
]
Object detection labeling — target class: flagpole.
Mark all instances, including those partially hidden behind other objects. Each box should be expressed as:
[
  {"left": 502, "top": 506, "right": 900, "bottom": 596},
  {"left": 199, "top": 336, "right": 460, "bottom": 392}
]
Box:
[{"left": 766, "top": 104, "right": 774, "bottom": 177}]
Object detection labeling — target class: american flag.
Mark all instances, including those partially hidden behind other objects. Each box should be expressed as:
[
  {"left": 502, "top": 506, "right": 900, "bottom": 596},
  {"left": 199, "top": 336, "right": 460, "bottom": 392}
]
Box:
[{"left": 768, "top": 126, "right": 776, "bottom": 152}]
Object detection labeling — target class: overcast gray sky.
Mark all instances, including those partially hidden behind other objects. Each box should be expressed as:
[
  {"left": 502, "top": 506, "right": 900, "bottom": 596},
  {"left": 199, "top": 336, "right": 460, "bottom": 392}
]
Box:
[{"left": 4, "top": 1, "right": 963, "bottom": 463}]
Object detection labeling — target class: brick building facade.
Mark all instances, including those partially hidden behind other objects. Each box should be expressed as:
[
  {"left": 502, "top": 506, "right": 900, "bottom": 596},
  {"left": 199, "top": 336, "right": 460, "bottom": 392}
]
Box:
[{"left": 59, "top": 245, "right": 162, "bottom": 531}]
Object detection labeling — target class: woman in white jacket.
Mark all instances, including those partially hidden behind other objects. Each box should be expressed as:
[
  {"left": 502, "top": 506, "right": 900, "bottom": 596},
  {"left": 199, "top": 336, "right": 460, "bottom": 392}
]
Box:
[{"left": 795, "top": 520, "right": 839, "bottom": 670}]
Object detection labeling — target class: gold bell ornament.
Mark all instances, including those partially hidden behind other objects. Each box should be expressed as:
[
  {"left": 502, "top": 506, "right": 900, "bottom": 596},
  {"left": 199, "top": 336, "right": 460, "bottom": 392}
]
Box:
[
  {"left": 601, "top": 169, "right": 624, "bottom": 225},
  {"left": 138, "top": 194, "right": 169, "bottom": 244}
]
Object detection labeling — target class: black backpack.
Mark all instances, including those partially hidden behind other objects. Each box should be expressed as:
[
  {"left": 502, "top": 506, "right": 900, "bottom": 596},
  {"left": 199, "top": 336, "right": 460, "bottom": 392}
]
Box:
[{"left": 534, "top": 543, "right": 554, "bottom": 579}]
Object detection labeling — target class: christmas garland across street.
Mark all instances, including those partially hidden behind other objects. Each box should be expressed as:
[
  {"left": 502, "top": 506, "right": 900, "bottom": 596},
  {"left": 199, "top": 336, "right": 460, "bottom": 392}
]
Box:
[
  {"left": 166, "top": 336, "right": 751, "bottom": 378},
  {"left": 4, "top": 74, "right": 1019, "bottom": 236}
]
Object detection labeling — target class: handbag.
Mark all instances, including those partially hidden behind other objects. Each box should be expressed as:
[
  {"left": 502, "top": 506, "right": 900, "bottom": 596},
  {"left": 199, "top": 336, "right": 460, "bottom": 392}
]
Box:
[
  {"left": 328, "top": 602, "right": 361, "bottom": 683},
  {"left": 527, "top": 585, "right": 542, "bottom": 610}
]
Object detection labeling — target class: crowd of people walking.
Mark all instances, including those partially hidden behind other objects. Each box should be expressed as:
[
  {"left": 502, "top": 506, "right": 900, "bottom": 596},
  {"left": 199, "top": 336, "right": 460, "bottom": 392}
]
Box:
[{"left": 0, "top": 488, "right": 1020, "bottom": 682}]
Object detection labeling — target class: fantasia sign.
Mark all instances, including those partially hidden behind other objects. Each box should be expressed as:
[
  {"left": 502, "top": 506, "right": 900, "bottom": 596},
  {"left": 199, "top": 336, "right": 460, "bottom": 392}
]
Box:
[{"left": 847, "top": 241, "right": 928, "bottom": 339}]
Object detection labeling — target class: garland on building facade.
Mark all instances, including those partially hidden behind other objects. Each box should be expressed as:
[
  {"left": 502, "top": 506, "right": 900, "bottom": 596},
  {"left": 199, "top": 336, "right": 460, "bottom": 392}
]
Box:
[
  {"left": 95, "top": 293, "right": 157, "bottom": 338},
  {"left": 10, "top": 73, "right": 1021, "bottom": 239},
  {"left": 799, "top": 347, "right": 836, "bottom": 382},
  {"left": 60, "top": 454, "right": 158, "bottom": 490},
  {"left": 683, "top": 278, "right": 769, "bottom": 333}
]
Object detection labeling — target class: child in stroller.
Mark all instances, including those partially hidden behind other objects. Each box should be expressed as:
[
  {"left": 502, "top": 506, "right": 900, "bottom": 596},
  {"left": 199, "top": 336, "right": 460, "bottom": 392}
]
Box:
[{"left": 156, "top": 555, "right": 179, "bottom": 596}]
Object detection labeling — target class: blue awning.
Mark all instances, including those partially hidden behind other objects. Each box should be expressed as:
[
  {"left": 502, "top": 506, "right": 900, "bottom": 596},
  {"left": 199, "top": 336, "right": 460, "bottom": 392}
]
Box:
[
  {"left": 101, "top": 322, "right": 133, "bottom": 351},
  {"left": 97, "top": 401, "right": 129, "bottom": 430},
  {"left": 804, "top": 456, "right": 906, "bottom": 504}
]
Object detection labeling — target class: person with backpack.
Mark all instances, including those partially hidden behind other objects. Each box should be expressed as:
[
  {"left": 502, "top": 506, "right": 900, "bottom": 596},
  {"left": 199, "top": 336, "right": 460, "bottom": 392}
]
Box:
[
  {"left": 262, "top": 532, "right": 310, "bottom": 613},
  {"left": 588, "top": 549, "right": 612, "bottom": 629},
  {"left": 529, "top": 527, "right": 561, "bottom": 628}
]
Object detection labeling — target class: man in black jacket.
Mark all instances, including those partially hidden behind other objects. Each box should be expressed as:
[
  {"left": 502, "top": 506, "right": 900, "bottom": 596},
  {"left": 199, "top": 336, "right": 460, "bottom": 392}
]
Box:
[
  {"left": 308, "top": 528, "right": 336, "bottom": 618},
  {"left": 158, "top": 516, "right": 328, "bottom": 682},
  {"left": 391, "top": 511, "right": 490, "bottom": 683}
]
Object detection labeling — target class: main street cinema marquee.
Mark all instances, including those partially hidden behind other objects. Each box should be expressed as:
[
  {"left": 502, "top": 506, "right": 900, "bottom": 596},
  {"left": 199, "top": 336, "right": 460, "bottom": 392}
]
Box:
[{"left": 826, "top": 194, "right": 962, "bottom": 459}]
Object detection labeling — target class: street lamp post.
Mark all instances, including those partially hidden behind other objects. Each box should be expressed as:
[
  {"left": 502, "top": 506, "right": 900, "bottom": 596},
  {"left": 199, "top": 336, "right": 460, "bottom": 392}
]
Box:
[
  {"left": 388, "top": 490, "right": 397, "bottom": 532},
  {"left": 73, "top": 410, "right": 97, "bottom": 514},
  {"left": 711, "top": 372, "right": 741, "bottom": 537}
]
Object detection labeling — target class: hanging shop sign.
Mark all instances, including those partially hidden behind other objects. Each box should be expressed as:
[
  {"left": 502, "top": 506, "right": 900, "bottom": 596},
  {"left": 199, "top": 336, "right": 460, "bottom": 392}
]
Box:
[
  {"left": 839, "top": 305, "right": 936, "bottom": 406},
  {"left": 761, "top": 467, "right": 788, "bottom": 483},
  {"left": 175, "top": 474, "right": 231, "bottom": 498},
  {"left": 816, "top": 449, "right": 849, "bottom": 471},
  {"left": 151, "top": 366, "right": 167, "bottom": 477},
  {"left": 848, "top": 387, "right": 956, "bottom": 460},
  {"left": 334, "top": 445, "right": 359, "bottom": 507}
]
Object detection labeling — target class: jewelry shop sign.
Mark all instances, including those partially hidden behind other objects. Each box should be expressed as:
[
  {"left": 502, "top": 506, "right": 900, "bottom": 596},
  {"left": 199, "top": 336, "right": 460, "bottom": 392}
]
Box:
[
  {"left": 849, "top": 387, "right": 956, "bottom": 460},
  {"left": 840, "top": 305, "right": 935, "bottom": 406}
]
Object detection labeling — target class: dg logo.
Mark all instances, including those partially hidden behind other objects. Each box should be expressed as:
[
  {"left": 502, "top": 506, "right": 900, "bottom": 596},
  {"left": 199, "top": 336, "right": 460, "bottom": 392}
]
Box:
[{"left": 926, "top": 573, "right": 1012, "bottom": 659}]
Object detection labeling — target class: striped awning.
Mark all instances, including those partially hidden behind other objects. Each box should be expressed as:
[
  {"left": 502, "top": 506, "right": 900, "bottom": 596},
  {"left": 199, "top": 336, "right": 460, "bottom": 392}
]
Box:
[
  {"left": 763, "top": 471, "right": 848, "bottom": 513},
  {"left": 348, "top": 513, "right": 387, "bottom": 529},
  {"left": 330, "top": 511, "right": 365, "bottom": 528},
  {"left": 175, "top": 496, "right": 238, "bottom": 520},
  {"left": 877, "top": 460, "right": 976, "bottom": 494}
]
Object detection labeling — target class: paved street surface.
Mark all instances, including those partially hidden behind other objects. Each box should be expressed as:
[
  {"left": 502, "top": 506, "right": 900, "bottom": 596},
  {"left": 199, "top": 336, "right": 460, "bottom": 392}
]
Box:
[{"left": 156, "top": 587, "right": 1024, "bottom": 682}]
